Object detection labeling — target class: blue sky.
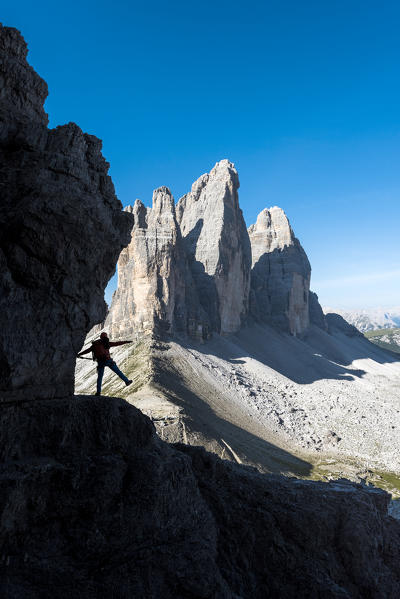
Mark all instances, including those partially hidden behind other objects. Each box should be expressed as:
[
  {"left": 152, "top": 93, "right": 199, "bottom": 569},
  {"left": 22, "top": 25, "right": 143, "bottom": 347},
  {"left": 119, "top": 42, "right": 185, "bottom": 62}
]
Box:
[{"left": 3, "top": 1, "right": 400, "bottom": 308}]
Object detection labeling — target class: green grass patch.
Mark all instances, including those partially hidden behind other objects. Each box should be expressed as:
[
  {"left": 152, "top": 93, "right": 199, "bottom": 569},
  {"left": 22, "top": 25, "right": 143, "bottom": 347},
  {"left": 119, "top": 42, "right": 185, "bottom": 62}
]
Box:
[
  {"left": 100, "top": 339, "right": 154, "bottom": 398},
  {"left": 294, "top": 455, "right": 400, "bottom": 498},
  {"left": 364, "top": 327, "right": 400, "bottom": 354},
  {"left": 373, "top": 471, "right": 400, "bottom": 497},
  {"left": 365, "top": 327, "right": 400, "bottom": 339}
]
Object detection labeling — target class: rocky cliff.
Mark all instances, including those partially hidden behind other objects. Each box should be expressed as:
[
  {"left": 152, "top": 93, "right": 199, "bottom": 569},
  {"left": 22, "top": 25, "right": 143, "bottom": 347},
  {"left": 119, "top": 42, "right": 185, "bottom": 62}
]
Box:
[
  {"left": 104, "top": 189, "right": 189, "bottom": 340},
  {"left": 248, "top": 207, "right": 311, "bottom": 335},
  {"left": 0, "top": 24, "right": 133, "bottom": 402},
  {"left": 3, "top": 23, "right": 400, "bottom": 599},
  {"left": 102, "top": 180, "right": 327, "bottom": 342},
  {"left": 103, "top": 160, "right": 251, "bottom": 341},
  {"left": 2, "top": 396, "right": 400, "bottom": 598},
  {"left": 103, "top": 187, "right": 212, "bottom": 342},
  {"left": 326, "top": 312, "right": 364, "bottom": 338},
  {"left": 177, "top": 160, "right": 251, "bottom": 334},
  {"left": 309, "top": 290, "right": 328, "bottom": 330}
]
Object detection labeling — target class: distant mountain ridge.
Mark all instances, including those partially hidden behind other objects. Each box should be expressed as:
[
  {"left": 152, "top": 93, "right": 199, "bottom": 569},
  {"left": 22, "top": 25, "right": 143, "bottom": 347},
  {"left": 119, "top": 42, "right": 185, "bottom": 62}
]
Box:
[{"left": 323, "top": 307, "right": 400, "bottom": 332}]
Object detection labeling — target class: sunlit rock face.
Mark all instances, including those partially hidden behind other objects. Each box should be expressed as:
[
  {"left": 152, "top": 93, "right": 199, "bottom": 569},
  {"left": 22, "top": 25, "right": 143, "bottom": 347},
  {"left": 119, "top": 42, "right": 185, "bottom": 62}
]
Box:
[
  {"left": 105, "top": 160, "right": 252, "bottom": 341},
  {"left": 0, "top": 24, "right": 133, "bottom": 401},
  {"left": 104, "top": 187, "right": 198, "bottom": 340},
  {"left": 248, "top": 207, "right": 311, "bottom": 335},
  {"left": 177, "top": 160, "right": 251, "bottom": 334}
]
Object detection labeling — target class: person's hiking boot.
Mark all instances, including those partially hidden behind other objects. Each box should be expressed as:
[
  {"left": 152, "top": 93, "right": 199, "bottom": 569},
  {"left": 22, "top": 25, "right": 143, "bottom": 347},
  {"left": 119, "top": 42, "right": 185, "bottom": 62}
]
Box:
[
  {"left": 95, "top": 391, "right": 101, "bottom": 396},
  {"left": 125, "top": 380, "right": 133, "bottom": 387}
]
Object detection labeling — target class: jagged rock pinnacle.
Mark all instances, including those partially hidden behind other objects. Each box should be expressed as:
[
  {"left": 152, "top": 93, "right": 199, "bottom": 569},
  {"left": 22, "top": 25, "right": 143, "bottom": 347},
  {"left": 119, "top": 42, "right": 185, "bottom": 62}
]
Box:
[
  {"left": 105, "top": 186, "right": 193, "bottom": 339},
  {"left": 248, "top": 206, "right": 311, "bottom": 335},
  {"left": 177, "top": 159, "right": 251, "bottom": 334}
]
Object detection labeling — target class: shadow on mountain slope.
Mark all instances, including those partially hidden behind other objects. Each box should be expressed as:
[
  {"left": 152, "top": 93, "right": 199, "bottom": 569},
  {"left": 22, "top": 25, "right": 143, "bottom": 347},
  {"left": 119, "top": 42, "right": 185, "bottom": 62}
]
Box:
[
  {"left": 151, "top": 350, "right": 312, "bottom": 476},
  {"left": 250, "top": 245, "right": 310, "bottom": 333},
  {"left": 188, "top": 322, "right": 400, "bottom": 385},
  {"left": 182, "top": 218, "right": 221, "bottom": 333}
]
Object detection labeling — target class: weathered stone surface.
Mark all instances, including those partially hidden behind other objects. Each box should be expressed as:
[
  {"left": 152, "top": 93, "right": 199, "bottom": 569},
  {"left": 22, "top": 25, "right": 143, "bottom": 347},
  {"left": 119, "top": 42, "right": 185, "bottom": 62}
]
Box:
[
  {"left": 248, "top": 207, "right": 311, "bottom": 335},
  {"left": 104, "top": 160, "right": 252, "bottom": 341},
  {"left": 177, "top": 160, "right": 251, "bottom": 334},
  {"left": 103, "top": 187, "right": 207, "bottom": 341},
  {"left": 309, "top": 290, "right": 328, "bottom": 330},
  {"left": 1, "top": 397, "right": 400, "bottom": 598},
  {"left": 0, "top": 24, "right": 133, "bottom": 401},
  {"left": 179, "top": 445, "right": 400, "bottom": 599},
  {"left": 0, "top": 397, "right": 227, "bottom": 598},
  {"left": 0, "top": 25, "right": 48, "bottom": 125},
  {"left": 326, "top": 312, "right": 364, "bottom": 338}
]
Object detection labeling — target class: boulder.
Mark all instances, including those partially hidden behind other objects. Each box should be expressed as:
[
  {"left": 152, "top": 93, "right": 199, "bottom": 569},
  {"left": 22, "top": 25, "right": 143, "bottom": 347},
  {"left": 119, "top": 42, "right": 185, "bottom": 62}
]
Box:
[{"left": 248, "top": 207, "right": 311, "bottom": 335}]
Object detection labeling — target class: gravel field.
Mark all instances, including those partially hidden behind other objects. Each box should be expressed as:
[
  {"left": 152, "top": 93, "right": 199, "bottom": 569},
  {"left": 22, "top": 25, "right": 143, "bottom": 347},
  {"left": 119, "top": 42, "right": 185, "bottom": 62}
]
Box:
[{"left": 76, "top": 323, "right": 400, "bottom": 477}]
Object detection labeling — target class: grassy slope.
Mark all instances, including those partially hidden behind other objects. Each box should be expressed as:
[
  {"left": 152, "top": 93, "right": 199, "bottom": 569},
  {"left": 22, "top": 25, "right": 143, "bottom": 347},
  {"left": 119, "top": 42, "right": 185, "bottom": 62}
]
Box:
[
  {"left": 364, "top": 327, "right": 400, "bottom": 354},
  {"left": 75, "top": 332, "right": 400, "bottom": 500}
]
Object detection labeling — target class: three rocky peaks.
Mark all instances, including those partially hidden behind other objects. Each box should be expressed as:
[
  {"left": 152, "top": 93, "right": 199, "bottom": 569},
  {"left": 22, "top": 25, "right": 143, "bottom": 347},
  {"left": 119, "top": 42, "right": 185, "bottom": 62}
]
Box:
[
  {"left": 104, "top": 159, "right": 323, "bottom": 341},
  {"left": 2, "top": 24, "right": 400, "bottom": 599}
]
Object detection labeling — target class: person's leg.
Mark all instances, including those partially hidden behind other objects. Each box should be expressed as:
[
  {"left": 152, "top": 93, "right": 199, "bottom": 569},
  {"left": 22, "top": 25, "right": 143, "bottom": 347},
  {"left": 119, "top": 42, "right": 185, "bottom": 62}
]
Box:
[
  {"left": 106, "top": 359, "right": 130, "bottom": 384},
  {"left": 96, "top": 363, "right": 105, "bottom": 394}
]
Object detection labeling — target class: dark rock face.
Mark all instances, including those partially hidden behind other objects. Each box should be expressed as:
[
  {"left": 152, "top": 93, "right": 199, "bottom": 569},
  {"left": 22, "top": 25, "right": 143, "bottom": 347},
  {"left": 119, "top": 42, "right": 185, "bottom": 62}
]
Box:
[
  {"left": 179, "top": 445, "right": 400, "bottom": 599},
  {"left": 248, "top": 207, "right": 311, "bottom": 335},
  {"left": 1, "top": 398, "right": 400, "bottom": 598},
  {"left": 0, "top": 398, "right": 227, "bottom": 599},
  {"left": 326, "top": 313, "right": 364, "bottom": 338},
  {"left": 0, "top": 397, "right": 228, "bottom": 599},
  {"left": 0, "top": 24, "right": 133, "bottom": 402},
  {"left": 309, "top": 290, "right": 328, "bottom": 330}
]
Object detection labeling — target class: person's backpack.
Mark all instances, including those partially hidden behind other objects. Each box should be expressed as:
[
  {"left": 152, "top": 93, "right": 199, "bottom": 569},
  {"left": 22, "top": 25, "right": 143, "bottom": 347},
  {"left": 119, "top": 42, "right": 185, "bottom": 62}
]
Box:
[{"left": 91, "top": 339, "right": 108, "bottom": 361}]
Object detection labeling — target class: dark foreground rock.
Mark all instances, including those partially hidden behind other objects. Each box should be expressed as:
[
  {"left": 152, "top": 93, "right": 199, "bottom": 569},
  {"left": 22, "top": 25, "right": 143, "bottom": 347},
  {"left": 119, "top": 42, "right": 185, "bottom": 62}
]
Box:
[
  {"left": 0, "top": 24, "right": 133, "bottom": 402},
  {"left": 1, "top": 396, "right": 400, "bottom": 598},
  {"left": 179, "top": 444, "right": 400, "bottom": 598},
  {"left": 0, "top": 397, "right": 225, "bottom": 598}
]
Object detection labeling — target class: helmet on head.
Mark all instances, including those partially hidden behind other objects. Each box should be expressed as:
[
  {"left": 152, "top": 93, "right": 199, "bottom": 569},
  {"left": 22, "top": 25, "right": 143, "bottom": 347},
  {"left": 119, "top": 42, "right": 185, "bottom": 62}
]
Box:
[{"left": 100, "top": 332, "right": 108, "bottom": 339}]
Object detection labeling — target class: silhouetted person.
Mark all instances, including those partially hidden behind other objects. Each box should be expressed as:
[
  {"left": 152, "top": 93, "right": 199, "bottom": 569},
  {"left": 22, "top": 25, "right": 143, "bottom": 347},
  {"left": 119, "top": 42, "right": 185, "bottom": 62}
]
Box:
[{"left": 77, "top": 332, "right": 133, "bottom": 396}]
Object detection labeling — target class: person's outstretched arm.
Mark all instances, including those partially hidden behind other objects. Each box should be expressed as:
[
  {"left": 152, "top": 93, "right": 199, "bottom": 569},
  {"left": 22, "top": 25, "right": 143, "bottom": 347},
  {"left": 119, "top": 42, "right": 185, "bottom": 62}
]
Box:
[
  {"left": 77, "top": 346, "right": 92, "bottom": 356},
  {"left": 109, "top": 340, "right": 133, "bottom": 347}
]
